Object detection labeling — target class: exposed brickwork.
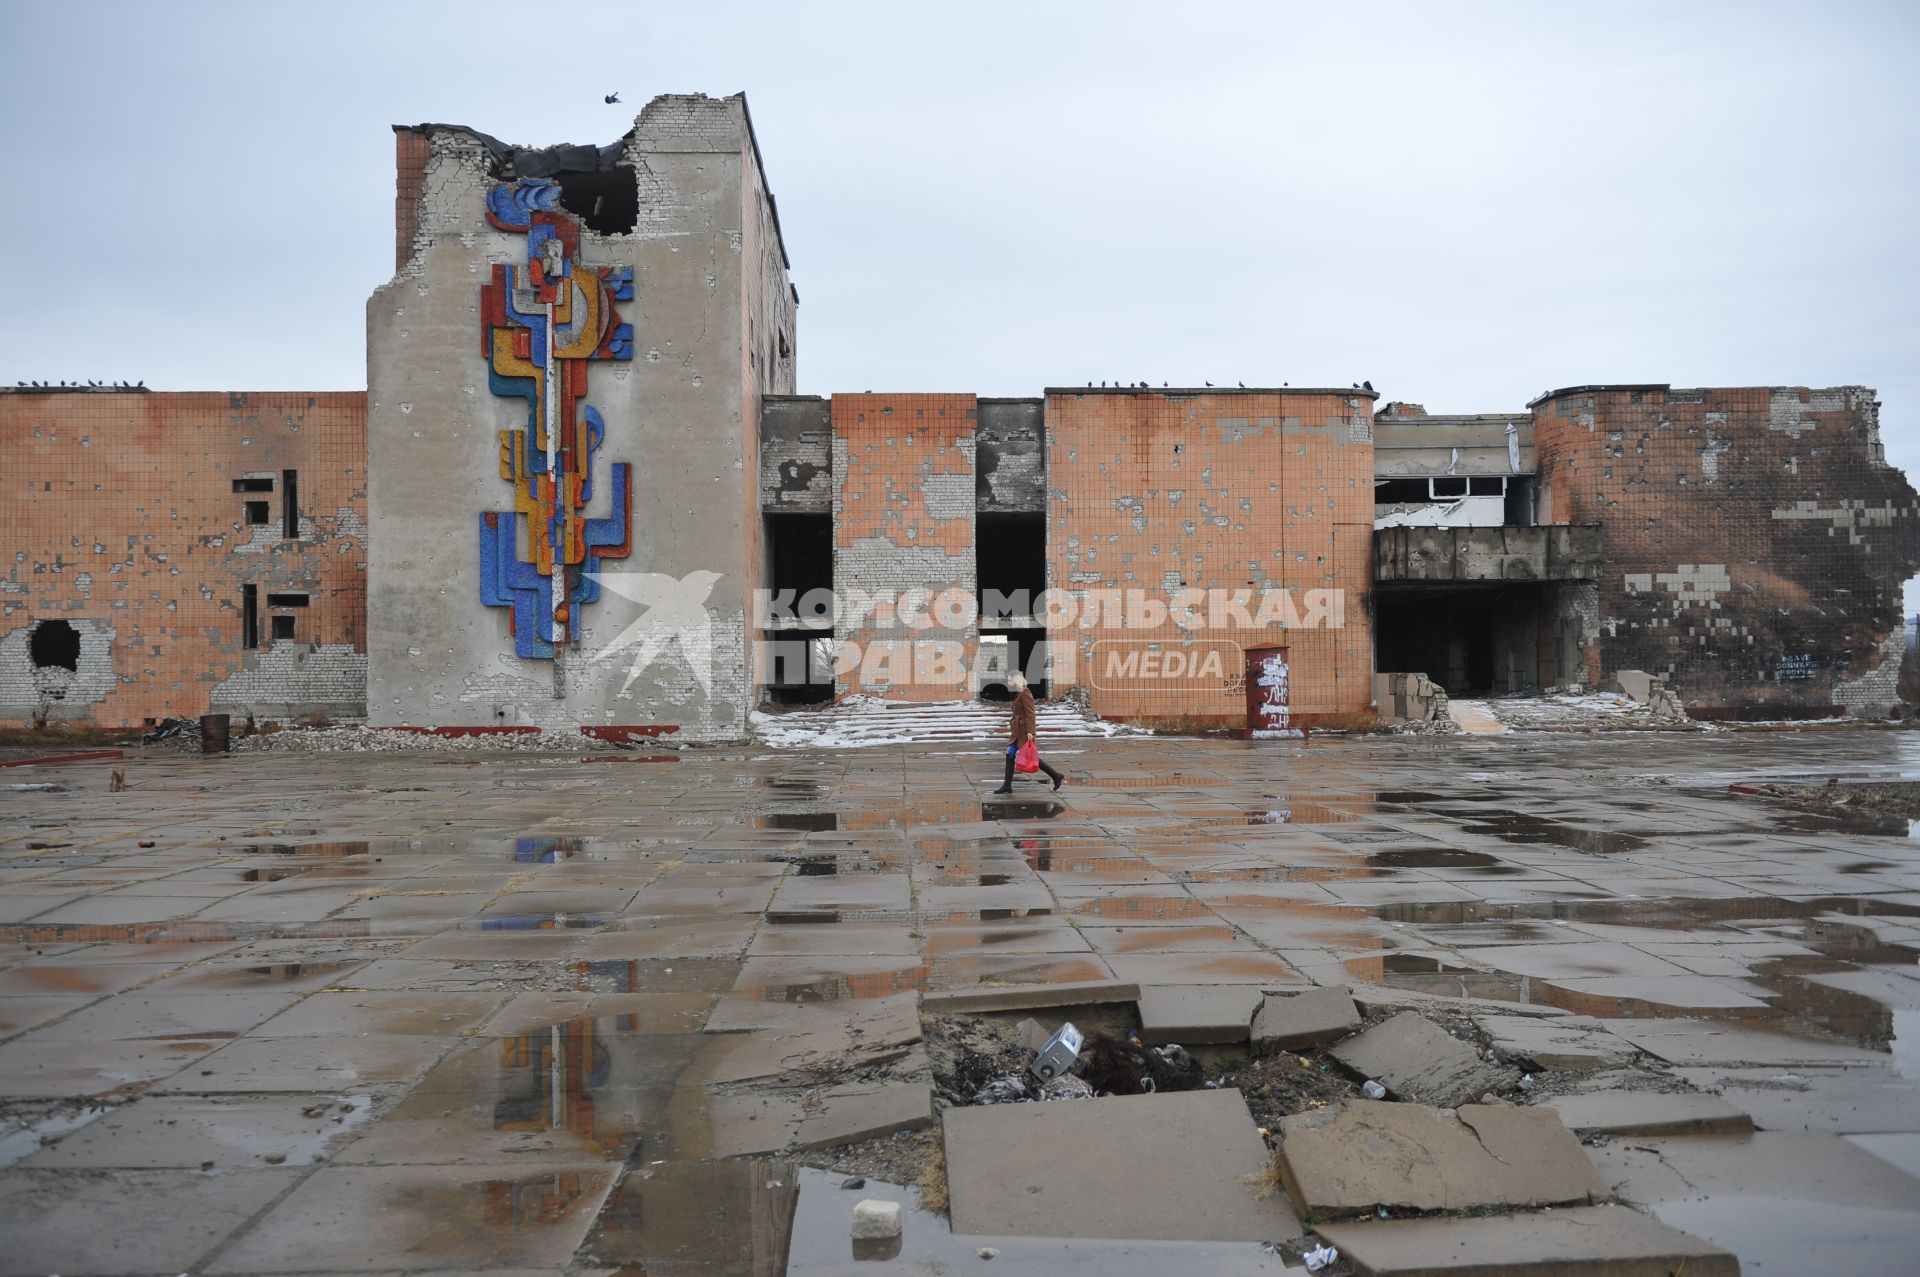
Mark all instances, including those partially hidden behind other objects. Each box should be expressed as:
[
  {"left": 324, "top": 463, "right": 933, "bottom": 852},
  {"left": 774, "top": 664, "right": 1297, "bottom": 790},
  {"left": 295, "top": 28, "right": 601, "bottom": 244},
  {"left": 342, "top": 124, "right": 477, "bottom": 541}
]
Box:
[
  {"left": 1533, "top": 385, "right": 1920, "bottom": 712},
  {"left": 831, "top": 394, "right": 978, "bottom": 701},
  {"left": 0, "top": 391, "right": 368, "bottom": 727},
  {"left": 1045, "top": 390, "right": 1377, "bottom": 729},
  {"left": 393, "top": 127, "right": 431, "bottom": 275}
]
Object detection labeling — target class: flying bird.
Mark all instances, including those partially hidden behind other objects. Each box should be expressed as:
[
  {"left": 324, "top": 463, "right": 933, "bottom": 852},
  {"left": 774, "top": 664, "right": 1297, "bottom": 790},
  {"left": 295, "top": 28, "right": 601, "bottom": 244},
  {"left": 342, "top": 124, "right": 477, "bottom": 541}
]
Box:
[{"left": 604, "top": 92, "right": 621, "bottom": 104}]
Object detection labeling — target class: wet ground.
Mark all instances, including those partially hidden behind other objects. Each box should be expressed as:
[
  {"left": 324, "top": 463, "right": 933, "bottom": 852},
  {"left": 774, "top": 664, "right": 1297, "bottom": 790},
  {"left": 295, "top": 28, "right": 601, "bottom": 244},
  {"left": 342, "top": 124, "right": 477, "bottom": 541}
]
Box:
[{"left": 2, "top": 730, "right": 1919, "bottom": 1274}]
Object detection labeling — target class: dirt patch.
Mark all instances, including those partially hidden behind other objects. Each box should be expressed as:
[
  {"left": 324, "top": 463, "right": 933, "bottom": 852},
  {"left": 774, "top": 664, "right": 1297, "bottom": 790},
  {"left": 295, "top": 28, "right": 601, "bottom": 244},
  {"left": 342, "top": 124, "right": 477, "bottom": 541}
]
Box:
[
  {"left": 796, "top": 1129, "right": 938, "bottom": 1197},
  {"left": 1235, "top": 1050, "right": 1364, "bottom": 1132},
  {"left": 1765, "top": 779, "right": 1920, "bottom": 824}
]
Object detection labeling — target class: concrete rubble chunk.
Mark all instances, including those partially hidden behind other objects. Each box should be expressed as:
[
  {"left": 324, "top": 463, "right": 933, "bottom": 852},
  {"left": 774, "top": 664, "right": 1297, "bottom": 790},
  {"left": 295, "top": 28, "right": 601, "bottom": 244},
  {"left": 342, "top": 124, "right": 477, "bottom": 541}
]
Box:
[
  {"left": 1136, "top": 984, "right": 1264, "bottom": 1044},
  {"left": 1252, "top": 985, "right": 1361, "bottom": 1053},
  {"left": 1276, "top": 1099, "right": 1609, "bottom": 1219},
  {"left": 1312, "top": 1203, "right": 1738, "bottom": 1276},
  {"left": 850, "top": 1198, "right": 903, "bottom": 1240},
  {"left": 944, "top": 1089, "right": 1300, "bottom": 1241},
  {"left": 920, "top": 980, "right": 1141, "bottom": 1013},
  {"left": 1475, "top": 1013, "right": 1637, "bottom": 1070},
  {"left": 794, "top": 1081, "right": 935, "bottom": 1150},
  {"left": 1329, "top": 1011, "right": 1504, "bottom": 1106},
  {"left": 1544, "top": 1091, "right": 1753, "bottom": 1138}
]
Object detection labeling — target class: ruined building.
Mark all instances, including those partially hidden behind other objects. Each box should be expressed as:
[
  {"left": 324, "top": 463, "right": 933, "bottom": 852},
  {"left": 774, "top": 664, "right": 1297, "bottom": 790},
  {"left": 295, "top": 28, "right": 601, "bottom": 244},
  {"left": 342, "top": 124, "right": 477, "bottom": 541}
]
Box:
[{"left": 5, "top": 94, "right": 1918, "bottom": 737}]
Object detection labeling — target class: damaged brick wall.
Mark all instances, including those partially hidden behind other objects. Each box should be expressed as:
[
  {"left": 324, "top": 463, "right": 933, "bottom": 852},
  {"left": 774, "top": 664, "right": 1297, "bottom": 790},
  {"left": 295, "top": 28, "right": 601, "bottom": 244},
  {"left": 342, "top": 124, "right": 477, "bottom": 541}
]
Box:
[
  {"left": 0, "top": 390, "right": 368, "bottom": 727},
  {"left": 831, "top": 394, "right": 978, "bottom": 701},
  {"left": 1533, "top": 385, "right": 1920, "bottom": 714},
  {"left": 759, "top": 396, "right": 832, "bottom": 513},
  {"left": 1045, "top": 389, "right": 1377, "bottom": 729},
  {"left": 976, "top": 399, "right": 1047, "bottom": 513}
]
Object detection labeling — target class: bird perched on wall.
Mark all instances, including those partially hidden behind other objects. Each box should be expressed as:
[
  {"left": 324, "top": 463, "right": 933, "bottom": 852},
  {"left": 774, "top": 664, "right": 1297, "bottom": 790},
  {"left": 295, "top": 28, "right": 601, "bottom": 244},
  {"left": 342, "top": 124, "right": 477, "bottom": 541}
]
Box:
[
  {"left": 604, "top": 92, "right": 621, "bottom": 104},
  {"left": 1205, "top": 380, "right": 1214, "bottom": 387},
  {"left": 1238, "top": 381, "right": 1246, "bottom": 388},
  {"left": 1363, "top": 379, "right": 1374, "bottom": 392}
]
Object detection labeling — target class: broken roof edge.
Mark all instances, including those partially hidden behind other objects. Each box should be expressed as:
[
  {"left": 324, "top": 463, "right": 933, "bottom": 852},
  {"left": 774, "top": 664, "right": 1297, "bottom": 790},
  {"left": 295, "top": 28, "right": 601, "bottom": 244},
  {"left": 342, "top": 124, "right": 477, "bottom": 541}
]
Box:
[
  {"left": 395, "top": 92, "right": 793, "bottom": 273},
  {"left": 1044, "top": 386, "right": 1380, "bottom": 400}
]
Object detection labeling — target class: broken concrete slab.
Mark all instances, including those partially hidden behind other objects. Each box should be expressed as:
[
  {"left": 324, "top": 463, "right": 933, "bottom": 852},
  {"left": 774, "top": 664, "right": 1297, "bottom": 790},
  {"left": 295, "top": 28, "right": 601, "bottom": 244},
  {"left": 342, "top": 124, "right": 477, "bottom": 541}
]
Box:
[
  {"left": 1312, "top": 1203, "right": 1737, "bottom": 1276},
  {"left": 1543, "top": 1091, "right": 1753, "bottom": 1138},
  {"left": 919, "top": 980, "right": 1140, "bottom": 1014},
  {"left": 1476, "top": 1013, "right": 1636, "bottom": 1070},
  {"left": 1251, "top": 985, "right": 1361, "bottom": 1053},
  {"left": 1276, "top": 1100, "right": 1608, "bottom": 1219},
  {"left": 1329, "top": 1011, "right": 1504, "bottom": 1105},
  {"left": 1136, "top": 984, "right": 1263, "bottom": 1044},
  {"left": 943, "top": 1089, "right": 1298, "bottom": 1242},
  {"left": 794, "top": 1081, "right": 934, "bottom": 1150}
]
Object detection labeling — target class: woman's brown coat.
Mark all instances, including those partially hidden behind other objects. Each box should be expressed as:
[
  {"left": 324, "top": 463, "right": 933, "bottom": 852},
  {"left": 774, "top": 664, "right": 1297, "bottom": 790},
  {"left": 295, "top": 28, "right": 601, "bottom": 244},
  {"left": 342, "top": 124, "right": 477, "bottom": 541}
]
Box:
[{"left": 1009, "top": 687, "right": 1036, "bottom": 744}]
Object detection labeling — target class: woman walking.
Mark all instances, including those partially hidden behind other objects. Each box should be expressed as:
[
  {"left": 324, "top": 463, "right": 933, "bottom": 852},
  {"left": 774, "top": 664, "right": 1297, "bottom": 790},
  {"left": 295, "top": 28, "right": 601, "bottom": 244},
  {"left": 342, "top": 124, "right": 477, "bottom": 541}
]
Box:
[{"left": 992, "top": 672, "right": 1064, "bottom": 794}]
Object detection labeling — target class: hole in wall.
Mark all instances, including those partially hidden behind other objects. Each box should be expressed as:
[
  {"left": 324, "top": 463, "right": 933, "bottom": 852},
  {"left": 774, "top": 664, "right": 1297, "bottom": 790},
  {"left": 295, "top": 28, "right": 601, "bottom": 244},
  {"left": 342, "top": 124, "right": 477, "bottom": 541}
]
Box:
[
  {"left": 267, "top": 593, "right": 309, "bottom": 609},
  {"left": 554, "top": 166, "right": 638, "bottom": 234},
  {"left": 232, "top": 477, "right": 273, "bottom": 493},
  {"left": 244, "top": 501, "right": 270, "bottom": 526},
  {"left": 28, "top": 619, "right": 80, "bottom": 671},
  {"left": 271, "top": 615, "right": 296, "bottom": 641}
]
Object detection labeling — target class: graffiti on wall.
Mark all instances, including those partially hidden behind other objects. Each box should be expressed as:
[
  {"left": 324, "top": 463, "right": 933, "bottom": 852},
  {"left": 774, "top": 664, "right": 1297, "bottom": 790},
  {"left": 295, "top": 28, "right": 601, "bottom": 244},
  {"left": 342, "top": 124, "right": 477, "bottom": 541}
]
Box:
[{"left": 477, "top": 179, "right": 635, "bottom": 659}]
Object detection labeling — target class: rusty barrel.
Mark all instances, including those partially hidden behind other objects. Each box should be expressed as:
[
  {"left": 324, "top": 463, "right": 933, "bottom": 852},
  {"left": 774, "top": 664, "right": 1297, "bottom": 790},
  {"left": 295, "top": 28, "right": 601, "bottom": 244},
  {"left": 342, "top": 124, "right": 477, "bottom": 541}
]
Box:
[{"left": 200, "top": 713, "right": 230, "bottom": 754}]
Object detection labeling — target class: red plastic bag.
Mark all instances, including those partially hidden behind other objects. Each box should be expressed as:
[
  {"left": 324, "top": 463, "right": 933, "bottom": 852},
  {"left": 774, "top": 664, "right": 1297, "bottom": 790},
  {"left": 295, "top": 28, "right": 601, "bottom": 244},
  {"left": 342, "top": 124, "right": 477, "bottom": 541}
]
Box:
[{"left": 1015, "top": 740, "right": 1040, "bottom": 773}]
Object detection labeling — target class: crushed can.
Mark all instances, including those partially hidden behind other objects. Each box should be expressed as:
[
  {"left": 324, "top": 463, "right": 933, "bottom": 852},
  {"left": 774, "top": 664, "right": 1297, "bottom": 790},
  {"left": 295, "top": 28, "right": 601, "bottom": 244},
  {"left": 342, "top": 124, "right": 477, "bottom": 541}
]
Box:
[{"left": 1028, "top": 1021, "right": 1084, "bottom": 1083}]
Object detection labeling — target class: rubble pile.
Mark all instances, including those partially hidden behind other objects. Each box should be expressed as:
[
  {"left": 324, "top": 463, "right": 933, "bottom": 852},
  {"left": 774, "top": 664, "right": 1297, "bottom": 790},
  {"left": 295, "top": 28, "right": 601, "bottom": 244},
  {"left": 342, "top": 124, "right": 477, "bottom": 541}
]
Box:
[{"left": 903, "top": 983, "right": 1753, "bottom": 1274}]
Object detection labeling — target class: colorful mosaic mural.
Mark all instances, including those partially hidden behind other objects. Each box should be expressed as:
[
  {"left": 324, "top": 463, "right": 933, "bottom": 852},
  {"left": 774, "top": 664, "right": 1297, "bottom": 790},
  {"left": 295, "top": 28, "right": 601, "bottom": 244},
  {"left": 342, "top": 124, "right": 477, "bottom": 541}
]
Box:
[{"left": 477, "top": 179, "right": 635, "bottom": 659}]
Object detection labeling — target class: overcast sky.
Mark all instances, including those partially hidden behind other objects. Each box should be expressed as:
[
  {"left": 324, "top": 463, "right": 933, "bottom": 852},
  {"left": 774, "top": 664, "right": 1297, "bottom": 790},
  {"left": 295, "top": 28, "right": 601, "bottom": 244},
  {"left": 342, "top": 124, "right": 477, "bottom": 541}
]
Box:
[{"left": 4, "top": 3, "right": 1916, "bottom": 491}]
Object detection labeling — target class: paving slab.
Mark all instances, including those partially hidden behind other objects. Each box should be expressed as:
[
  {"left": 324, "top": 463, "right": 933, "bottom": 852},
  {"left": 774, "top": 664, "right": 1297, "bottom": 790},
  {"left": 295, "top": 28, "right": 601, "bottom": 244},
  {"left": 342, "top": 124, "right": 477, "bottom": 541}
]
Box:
[
  {"left": 1276, "top": 1100, "right": 1608, "bottom": 1219},
  {"left": 1251, "top": 985, "right": 1361, "bottom": 1052},
  {"left": 920, "top": 979, "right": 1140, "bottom": 1013},
  {"left": 794, "top": 1081, "right": 934, "bottom": 1149},
  {"left": 1672, "top": 1063, "right": 1920, "bottom": 1134},
  {"left": 1312, "top": 1203, "right": 1737, "bottom": 1276},
  {"left": 943, "top": 1089, "right": 1299, "bottom": 1241},
  {"left": 1328, "top": 1011, "right": 1504, "bottom": 1105},
  {"left": 205, "top": 1162, "right": 617, "bottom": 1273},
  {"left": 1136, "top": 984, "right": 1263, "bottom": 1044},
  {"left": 1475, "top": 1013, "right": 1636, "bottom": 1070},
  {"left": 1595, "top": 1018, "right": 1885, "bottom": 1066},
  {"left": 1542, "top": 1090, "right": 1753, "bottom": 1138},
  {"left": 0, "top": 1166, "right": 301, "bottom": 1276},
  {"left": 23, "top": 1093, "right": 377, "bottom": 1169},
  {"left": 1587, "top": 1131, "right": 1920, "bottom": 1273}
]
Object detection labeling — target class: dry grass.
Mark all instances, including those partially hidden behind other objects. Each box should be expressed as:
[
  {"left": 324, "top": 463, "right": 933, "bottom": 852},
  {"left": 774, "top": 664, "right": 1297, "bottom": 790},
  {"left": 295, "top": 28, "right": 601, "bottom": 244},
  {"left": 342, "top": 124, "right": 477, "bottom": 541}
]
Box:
[
  {"left": 916, "top": 1129, "right": 949, "bottom": 1215},
  {"left": 1240, "top": 1149, "right": 1286, "bottom": 1201}
]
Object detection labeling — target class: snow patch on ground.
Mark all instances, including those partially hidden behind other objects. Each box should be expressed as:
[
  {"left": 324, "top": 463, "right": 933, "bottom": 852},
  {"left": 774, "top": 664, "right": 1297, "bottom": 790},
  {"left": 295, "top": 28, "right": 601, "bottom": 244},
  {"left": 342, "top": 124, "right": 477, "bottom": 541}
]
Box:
[{"left": 753, "top": 695, "right": 1148, "bottom": 750}]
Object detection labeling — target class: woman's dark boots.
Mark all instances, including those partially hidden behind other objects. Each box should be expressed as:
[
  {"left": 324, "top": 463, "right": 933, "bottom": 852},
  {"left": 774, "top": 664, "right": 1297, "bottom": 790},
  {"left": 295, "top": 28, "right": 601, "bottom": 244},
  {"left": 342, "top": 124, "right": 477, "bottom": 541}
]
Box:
[{"left": 993, "top": 753, "right": 1065, "bottom": 794}]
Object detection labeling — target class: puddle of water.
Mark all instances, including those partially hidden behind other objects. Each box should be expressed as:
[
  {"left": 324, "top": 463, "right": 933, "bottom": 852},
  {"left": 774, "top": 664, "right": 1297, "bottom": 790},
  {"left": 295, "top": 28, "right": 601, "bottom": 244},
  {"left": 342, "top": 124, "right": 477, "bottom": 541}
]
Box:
[
  {"left": 580, "top": 1157, "right": 798, "bottom": 1272},
  {"left": 1368, "top": 848, "right": 1500, "bottom": 869},
  {"left": 757, "top": 813, "right": 840, "bottom": 832},
  {"left": 475, "top": 914, "right": 614, "bottom": 931},
  {"left": 0, "top": 1106, "right": 113, "bottom": 1169},
  {"left": 1458, "top": 813, "right": 1650, "bottom": 854},
  {"left": 515, "top": 836, "right": 586, "bottom": 862},
  {"left": 983, "top": 800, "right": 1066, "bottom": 820}
]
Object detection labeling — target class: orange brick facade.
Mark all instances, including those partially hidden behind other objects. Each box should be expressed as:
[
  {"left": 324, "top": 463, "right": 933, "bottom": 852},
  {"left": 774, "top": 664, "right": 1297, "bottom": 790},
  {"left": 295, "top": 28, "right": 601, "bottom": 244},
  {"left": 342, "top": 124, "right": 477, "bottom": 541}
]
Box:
[
  {"left": 830, "top": 394, "right": 980, "bottom": 701},
  {"left": 1045, "top": 390, "right": 1377, "bottom": 728},
  {"left": 1, "top": 390, "right": 368, "bottom": 728}
]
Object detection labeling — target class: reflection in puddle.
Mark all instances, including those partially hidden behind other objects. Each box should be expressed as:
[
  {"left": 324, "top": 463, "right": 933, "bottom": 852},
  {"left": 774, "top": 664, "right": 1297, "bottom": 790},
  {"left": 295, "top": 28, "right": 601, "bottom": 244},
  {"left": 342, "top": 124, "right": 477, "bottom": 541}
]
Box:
[
  {"left": 757, "top": 813, "right": 840, "bottom": 832},
  {"left": 515, "top": 836, "right": 585, "bottom": 862},
  {"left": 983, "top": 799, "right": 1066, "bottom": 820},
  {"left": 1369, "top": 848, "right": 1500, "bottom": 869}
]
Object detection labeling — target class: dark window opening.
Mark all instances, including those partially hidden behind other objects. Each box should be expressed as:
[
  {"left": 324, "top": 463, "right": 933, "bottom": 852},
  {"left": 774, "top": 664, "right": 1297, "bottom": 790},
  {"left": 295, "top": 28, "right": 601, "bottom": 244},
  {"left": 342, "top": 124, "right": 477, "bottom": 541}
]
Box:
[
  {"left": 767, "top": 513, "right": 833, "bottom": 601},
  {"left": 271, "top": 615, "right": 296, "bottom": 641},
  {"left": 977, "top": 512, "right": 1047, "bottom": 623},
  {"left": 267, "top": 592, "right": 309, "bottom": 608},
  {"left": 232, "top": 477, "right": 273, "bottom": 493},
  {"left": 29, "top": 619, "right": 80, "bottom": 671},
  {"left": 762, "top": 632, "right": 834, "bottom": 706},
  {"left": 282, "top": 469, "right": 298, "bottom": 539},
  {"left": 555, "top": 166, "right": 638, "bottom": 234},
  {"left": 1467, "top": 476, "right": 1504, "bottom": 496},
  {"left": 244, "top": 501, "right": 271, "bottom": 526},
  {"left": 1375, "top": 584, "right": 1543, "bottom": 696},
  {"left": 1504, "top": 477, "right": 1536, "bottom": 527},
  {"left": 242, "top": 585, "right": 259, "bottom": 650},
  {"left": 777, "top": 329, "right": 791, "bottom": 359},
  {"left": 1375, "top": 478, "right": 1430, "bottom": 504},
  {"left": 1431, "top": 476, "right": 1468, "bottom": 498}
]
